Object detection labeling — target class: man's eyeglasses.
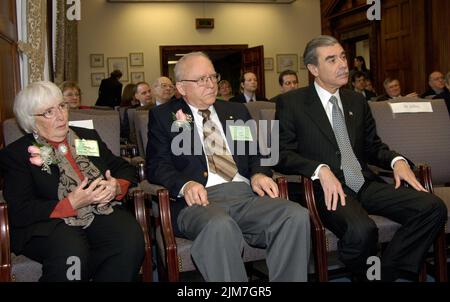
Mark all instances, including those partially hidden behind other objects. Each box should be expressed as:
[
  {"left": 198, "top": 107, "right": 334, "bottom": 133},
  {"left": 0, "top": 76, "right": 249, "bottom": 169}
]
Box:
[
  {"left": 33, "top": 102, "right": 69, "bottom": 119},
  {"left": 283, "top": 80, "right": 298, "bottom": 86},
  {"left": 160, "top": 83, "right": 175, "bottom": 90},
  {"left": 181, "top": 73, "right": 221, "bottom": 87}
]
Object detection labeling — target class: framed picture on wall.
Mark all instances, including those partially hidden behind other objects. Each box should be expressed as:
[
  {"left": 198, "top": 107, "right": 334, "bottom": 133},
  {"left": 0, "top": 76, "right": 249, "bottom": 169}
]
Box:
[
  {"left": 107, "top": 57, "right": 129, "bottom": 82},
  {"left": 90, "top": 54, "right": 104, "bottom": 68},
  {"left": 276, "top": 54, "right": 298, "bottom": 72},
  {"left": 129, "top": 52, "right": 144, "bottom": 66},
  {"left": 264, "top": 57, "right": 274, "bottom": 71},
  {"left": 131, "top": 72, "right": 145, "bottom": 84},
  {"left": 91, "top": 72, "right": 105, "bottom": 87}
]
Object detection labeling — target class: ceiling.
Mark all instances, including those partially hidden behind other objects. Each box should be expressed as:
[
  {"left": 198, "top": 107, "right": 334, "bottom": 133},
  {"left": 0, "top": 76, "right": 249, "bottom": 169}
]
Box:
[{"left": 107, "top": 0, "right": 295, "bottom": 4}]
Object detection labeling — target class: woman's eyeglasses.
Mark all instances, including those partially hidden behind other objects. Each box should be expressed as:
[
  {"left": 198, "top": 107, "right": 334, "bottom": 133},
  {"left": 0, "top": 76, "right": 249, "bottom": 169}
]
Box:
[{"left": 33, "top": 102, "right": 70, "bottom": 119}]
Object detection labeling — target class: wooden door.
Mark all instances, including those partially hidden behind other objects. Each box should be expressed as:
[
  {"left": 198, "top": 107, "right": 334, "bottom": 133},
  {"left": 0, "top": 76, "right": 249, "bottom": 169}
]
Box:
[
  {"left": 0, "top": 0, "right": 20, "bottom": 147},
  {"left": 241, "top": 46, "right": 265, "bottom": 98}
]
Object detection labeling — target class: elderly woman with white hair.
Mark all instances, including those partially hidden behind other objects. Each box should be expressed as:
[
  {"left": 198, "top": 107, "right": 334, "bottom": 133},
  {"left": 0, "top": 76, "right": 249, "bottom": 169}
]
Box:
[{"left": 0, "top": 81, "right": 144, "bottom": 282}]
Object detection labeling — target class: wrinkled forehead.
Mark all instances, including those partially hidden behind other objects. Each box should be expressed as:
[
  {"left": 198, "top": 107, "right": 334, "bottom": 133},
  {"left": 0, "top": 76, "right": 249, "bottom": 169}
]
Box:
[
  {"left": 184, "top": 56, "right": 215, "bottom": 78},
  {"left": 35, "top": 94, "right": 64, "bottom": 112}
]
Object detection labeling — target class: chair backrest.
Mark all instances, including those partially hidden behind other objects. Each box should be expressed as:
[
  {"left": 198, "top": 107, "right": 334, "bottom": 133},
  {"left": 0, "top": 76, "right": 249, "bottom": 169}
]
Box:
[
  {"left": 69, "top": 110, "right": 121, "bottom": 156},
  {"left": 3, "top": 111, "right": 121, "bottom": 157},
  {"left": 2, "top": 119, "right": 25, "bottom": 146},
  {"left": 244, "top": 101, "right": 275, "bottom": 125},
  {"left": 134, "top": 110, "right": 149, "bottom": 157},
  {"left": 369, "top": 98, "right": 450, "bottom": 185},
  {"left": 127, "top": 108, "right": 137, "bottom": 144}
]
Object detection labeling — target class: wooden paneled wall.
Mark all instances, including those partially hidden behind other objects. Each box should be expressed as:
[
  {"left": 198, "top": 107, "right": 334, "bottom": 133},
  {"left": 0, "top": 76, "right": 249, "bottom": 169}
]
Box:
[{"left": 320, "top": 0, "right": 450, "bottom": 95}]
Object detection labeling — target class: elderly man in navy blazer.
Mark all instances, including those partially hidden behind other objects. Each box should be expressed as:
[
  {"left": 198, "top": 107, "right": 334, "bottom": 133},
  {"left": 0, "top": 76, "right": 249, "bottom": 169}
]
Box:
[{"left": 146, "top": 52, "right": 310, "bottom": 282}]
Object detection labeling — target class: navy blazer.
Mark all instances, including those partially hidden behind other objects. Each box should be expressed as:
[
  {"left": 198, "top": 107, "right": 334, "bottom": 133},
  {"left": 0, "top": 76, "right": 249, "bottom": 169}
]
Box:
[
  {"left": 275, "top": 84, "right": 404, "bottom": 183},
  {"left": 146, "top": 98, "right": 271, "bottom": 235},
  {"left": 0, "top": 127, "right": 137, "bottom": 254}
]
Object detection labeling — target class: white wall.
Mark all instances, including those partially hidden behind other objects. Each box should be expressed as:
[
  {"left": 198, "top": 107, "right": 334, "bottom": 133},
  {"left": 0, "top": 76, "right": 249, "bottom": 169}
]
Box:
[{"left": 78, "top": 0, "right": 321, "bottom": 104}]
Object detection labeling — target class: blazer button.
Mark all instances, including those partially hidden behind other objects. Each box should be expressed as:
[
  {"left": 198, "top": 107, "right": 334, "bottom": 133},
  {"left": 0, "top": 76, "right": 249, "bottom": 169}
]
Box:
[{"left": 203, "top": 171, "right": 208, "bottom": 178}]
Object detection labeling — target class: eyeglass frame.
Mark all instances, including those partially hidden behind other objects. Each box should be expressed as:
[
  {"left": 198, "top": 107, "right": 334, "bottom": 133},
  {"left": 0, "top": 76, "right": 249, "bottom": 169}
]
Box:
[
  {"left": 180, "top": 73, "right": 221, "bottom": 87},
  {"left": 33, "top": 101, "right": 70, "bottom": 119}
]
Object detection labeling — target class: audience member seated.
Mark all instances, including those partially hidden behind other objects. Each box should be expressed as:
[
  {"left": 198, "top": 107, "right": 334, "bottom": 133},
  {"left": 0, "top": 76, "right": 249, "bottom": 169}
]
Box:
[
  {"left": 59, "top": 81, "right": 90, "bottom": 109},
  {"left": 351, "top": 71, "right": 376, "bottom": 101},
  {"left": 433, "top": 71, "right": 450, "bottom": 115},
  {"left": 349, "top": 55, "right": 371, "bottom": 81},
  {"left": 421, "top": 71, "right": 448, "bottom": 99},
  {"left": 152, "top": 76, "right": 175, "bottom": 106},
  {"left": 376, "top": 77, "right": 418, "bottom": 101},
  {"left": 365, "top": 78, "right": 377, "bottom": 96},
  {"left": 95, "top": 69, "right": 123, "bottom": 108},
  {"left": 276, "top": 35, "right": 447, "bottom": 282},
  {"left": 230, "top": 71, "right": 269, "bottom": 103},
  {"left": 217, "top": 79, "right": 234, "bottom": 101},
  {"left": 120, "top": 83, "right": 138, "bottom": 107},
  {"left": 0, "top": 81, "right": 145, "bottom": 281},
  {"left": 270, "top": 69, "right": 299, "bottom": 102},
  {"left": 134, "top": 81, "right": 153, "bottom": 111},
  {"left": 147, "top": 52, "right": 310, "bottom": 282}
]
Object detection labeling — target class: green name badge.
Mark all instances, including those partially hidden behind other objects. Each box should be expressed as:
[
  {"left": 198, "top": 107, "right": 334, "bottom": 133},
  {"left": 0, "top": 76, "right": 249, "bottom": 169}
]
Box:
[
  {"left": 229, "top": 126, "right": 253, "bottom": 141},
  {"left": 75, "top": 139, "right": 100, "bottom": 157}
]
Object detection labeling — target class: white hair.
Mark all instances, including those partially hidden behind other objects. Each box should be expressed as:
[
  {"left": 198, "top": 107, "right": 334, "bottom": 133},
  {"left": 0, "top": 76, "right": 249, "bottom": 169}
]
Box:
[{"left": 14, "top": 81, "right": 63, "bottom": 133}]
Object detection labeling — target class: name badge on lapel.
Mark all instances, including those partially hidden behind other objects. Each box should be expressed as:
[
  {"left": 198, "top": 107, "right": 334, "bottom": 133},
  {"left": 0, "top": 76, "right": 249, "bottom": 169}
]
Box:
[
  {"left": 75, "top": 139, "right": 100, "bottom": 157},
  {"left": 229, "top": 126, "right": 253, "bottom": 141}
]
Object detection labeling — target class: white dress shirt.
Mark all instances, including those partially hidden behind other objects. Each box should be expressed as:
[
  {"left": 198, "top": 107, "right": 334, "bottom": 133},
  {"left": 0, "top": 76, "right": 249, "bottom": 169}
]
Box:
[{"left": 179, "top": 104, "right": 249, "bottom": 196}]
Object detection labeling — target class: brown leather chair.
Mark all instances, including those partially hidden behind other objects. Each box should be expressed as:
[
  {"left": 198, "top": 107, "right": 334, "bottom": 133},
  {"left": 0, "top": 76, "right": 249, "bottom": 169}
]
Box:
[{"left": 0, "top": 117, "right": 153, "bottom": 282}]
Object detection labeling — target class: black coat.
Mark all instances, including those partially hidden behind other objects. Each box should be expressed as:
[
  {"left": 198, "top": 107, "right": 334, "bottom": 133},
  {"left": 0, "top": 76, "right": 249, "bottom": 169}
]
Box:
[
  {"left": 0, "top": 127, "right": 137, "bottom": 253},
  {"left": 275, "top": 84, "right": 402, "bottom": 182},
  {"left": 96, "top": 77, "right": 123, "bottom": 108}
]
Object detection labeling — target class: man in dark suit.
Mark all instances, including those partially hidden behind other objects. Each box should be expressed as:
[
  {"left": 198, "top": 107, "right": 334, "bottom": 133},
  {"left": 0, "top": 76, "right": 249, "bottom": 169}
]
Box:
[
  {"left": 270, "top": 69, "right": 299, "bottom": 103},
  {"left": 229, "top": 71, "right": 268, "bottom": 103},
  {"left": 421, "top": 71, "right": 448, "bottom": 99},
  {"left": 95, "top": 69, "right": 123, "bottom": 108},
  {"left": 276, "top": 35, "right": 447, "bottom": 281},
  {"left": 351, "top": 71, "right": 376, "bottom": 101},
  {"left": 146, "top": 52, "right": 310, "bottom": 282}
]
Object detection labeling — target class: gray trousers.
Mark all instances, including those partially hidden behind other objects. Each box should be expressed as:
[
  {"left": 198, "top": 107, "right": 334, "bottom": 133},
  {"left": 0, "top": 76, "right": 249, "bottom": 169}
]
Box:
[{"left": 177, "top": 182, "right": 310, "bottom": 282}]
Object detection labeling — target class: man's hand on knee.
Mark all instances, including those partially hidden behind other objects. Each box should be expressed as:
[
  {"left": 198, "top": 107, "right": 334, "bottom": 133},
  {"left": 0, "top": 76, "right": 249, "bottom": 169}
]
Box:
[
  {"left": 318, "top": 166, "right": 346, "bottom": 211},
  {"left": 183, "top": 181, "right": 209, "bottom": 207},
  {"left": 251, "top": 173, "right": 279, "bottom": 198}
]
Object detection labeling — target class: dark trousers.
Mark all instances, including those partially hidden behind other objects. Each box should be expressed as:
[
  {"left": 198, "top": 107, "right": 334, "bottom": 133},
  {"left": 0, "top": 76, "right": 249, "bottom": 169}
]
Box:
[
  {"left": 312, "top": 180, "right": 447, "bottom": 280},
  {"left": 22, "top": 207, "right": 145, "bottom": 282}
]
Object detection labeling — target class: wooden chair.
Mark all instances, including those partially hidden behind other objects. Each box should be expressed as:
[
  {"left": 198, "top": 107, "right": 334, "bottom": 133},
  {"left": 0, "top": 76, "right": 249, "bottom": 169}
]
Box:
[
  {"left": 249, "top": 100, "right": 448, "bottom": 282},
  {"left": 0, "top": 117, "right": 153, "bottom": 282},
  {"left": 136, "top": 177, "right": 290, "bottom": 282}
]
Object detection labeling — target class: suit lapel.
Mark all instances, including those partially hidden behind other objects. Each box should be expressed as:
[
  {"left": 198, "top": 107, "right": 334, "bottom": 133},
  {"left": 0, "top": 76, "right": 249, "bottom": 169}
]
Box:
[
  {"left": 304, "top": 85, "right": 338, "bottom": 148},
  {"left": 339, "top": 90, "right": 356, "bottom": 147}
]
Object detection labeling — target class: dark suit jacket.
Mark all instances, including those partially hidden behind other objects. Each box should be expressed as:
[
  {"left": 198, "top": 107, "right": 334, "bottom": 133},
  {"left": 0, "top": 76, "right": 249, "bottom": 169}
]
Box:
[
  {"left": 421, "top": 87, "right": 448, "bottom": 99},
  {"left": 0, "top": 127, "right": 137, "bottom": 254},
  {"left": 275, "top": 84, "right": 403, "bottom": 184},
  {"left": 362, "top": 89, "right": 377, "bottom": 101},
  {"left": 96, "top": 77, "right": 123, "bottom": 108},
  {"left": 433, "top": 90, "right": 450, "bottom": 115},
  {"left": 146, "top": 98, "right": 271, "bottom": 235},
  {"left": 229, "top": 94, "right": 269, "bottom": 103}
]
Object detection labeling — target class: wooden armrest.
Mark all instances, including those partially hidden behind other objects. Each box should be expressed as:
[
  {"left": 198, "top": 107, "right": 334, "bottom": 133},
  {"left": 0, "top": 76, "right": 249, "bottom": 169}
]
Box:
[
  {"left": 132, "top": 190, "right": 152, "bottom": 282},
  {"left": 157, "top": 188, "right": 179, "bottom": 280},
  {"left": 0, "top": 201, "right": 12, "bottom": 282},
  {"left": 275, "top": 177, "right": 289, "bottom": 199}
]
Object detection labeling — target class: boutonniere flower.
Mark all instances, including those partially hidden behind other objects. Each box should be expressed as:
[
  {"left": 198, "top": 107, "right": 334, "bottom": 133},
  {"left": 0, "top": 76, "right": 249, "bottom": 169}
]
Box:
[
  {"left": 172, "top": 109, "right": 193, "bottom": 129},
  {"left": 28, "top": 143, "right": 59, "bottom": 174}
]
